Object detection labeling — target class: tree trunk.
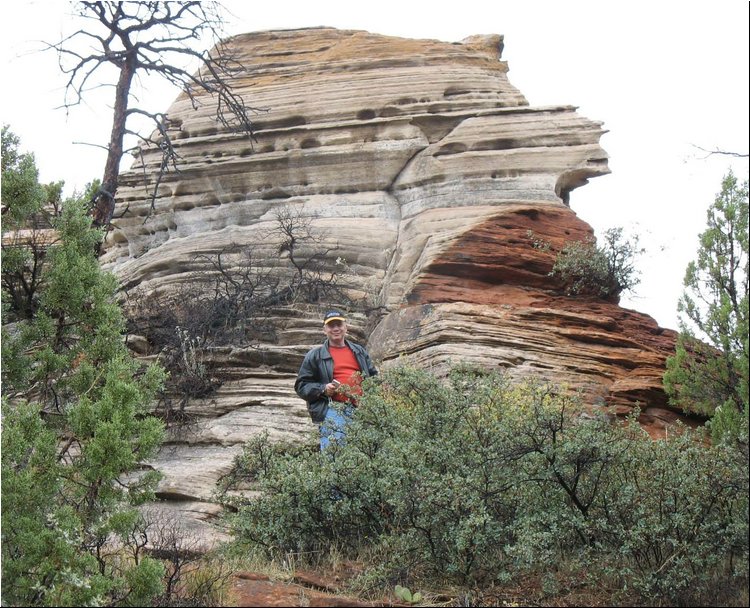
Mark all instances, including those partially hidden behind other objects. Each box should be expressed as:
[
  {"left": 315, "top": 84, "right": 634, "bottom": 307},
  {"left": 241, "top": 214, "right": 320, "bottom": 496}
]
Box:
[{"left": 92, "top": 53, "right": 136, "bottom": 228}]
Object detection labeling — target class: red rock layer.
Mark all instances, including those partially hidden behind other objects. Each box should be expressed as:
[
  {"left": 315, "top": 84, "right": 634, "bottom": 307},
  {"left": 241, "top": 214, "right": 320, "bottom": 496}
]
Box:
[{"left": 371, "top": 205, "right": 692, "bottom": 439}]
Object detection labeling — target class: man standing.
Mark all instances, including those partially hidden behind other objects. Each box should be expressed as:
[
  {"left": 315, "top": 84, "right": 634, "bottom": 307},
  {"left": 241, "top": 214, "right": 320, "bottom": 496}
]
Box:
[{"left": 295, "top": 310, "right": 378, "bottom": 449}]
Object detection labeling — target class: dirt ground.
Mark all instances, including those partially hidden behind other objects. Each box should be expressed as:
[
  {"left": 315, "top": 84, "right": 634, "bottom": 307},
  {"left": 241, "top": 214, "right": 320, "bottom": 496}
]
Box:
[
  {"left": 226, "top": 566, "right": 619, "bottom": 608},
  {"left": 230, "top": 570, "right": 392, "bottom": 607}
]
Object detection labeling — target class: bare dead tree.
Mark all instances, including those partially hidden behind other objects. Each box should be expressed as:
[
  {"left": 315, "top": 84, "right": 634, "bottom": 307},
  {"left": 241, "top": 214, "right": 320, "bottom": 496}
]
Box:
[
  {"left": 272, "top": 205, "right": 343, "bottom": 304},
  {"left": 48, "top": 1, "right": 263, "bottom": 230},
  {"left": 117, "top": 507, "right": 234, "bottom": 606}
]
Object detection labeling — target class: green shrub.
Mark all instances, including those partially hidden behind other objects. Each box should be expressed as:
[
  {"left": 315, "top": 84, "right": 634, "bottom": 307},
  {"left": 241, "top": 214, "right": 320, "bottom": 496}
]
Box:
[
  {"left": 510, "top": 406, "right": 748, "bottom": 603},
  {"left": 531, "top": 227, "right": 643, "bottom": 299},
  {"left": 226, "top": 367, "right": 521, "bottom": 585},
  {"left": 2, "top": 138, "right": 167, "bottom": 606},
  {"left": 224, "top": 365, "right": 749, "bottom": 604}
]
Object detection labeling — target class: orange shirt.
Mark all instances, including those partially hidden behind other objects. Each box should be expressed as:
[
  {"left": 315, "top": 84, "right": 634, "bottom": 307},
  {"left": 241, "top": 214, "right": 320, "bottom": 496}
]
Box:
[{"left": 329, "top": 344, "right": 363, "bottom": 402}]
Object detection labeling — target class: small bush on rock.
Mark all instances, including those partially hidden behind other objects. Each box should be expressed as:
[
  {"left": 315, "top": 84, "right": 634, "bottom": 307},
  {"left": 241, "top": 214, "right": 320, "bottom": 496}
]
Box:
[{"left": 531, "top": 227, "right": 643, "bottom": 299}]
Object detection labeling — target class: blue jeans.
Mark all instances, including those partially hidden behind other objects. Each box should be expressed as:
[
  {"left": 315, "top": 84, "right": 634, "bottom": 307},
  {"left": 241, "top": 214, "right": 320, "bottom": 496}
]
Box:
[{"left": 319, "top": 403, "right": 354, "bottom": 451}]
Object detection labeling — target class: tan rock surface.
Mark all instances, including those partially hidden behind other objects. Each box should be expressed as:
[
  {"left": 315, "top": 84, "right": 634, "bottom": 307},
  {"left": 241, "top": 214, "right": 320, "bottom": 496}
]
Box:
[{"left": 101, "top": 28, "right": 687, "bottom": 547}]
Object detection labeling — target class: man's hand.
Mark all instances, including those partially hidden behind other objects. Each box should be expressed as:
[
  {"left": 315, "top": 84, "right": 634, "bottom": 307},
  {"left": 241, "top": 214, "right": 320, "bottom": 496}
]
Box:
[{"left": 324, "top": 380, "right": 341, "bottom": 396}]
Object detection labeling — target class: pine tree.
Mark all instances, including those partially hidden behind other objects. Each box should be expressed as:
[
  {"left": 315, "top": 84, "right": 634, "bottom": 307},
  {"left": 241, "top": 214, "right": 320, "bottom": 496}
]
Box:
[
  {"left": 2, "top": 127, "right": 167, "bottom": 606},
  {"left": 664, "top": 170, "right": 749, "bottom": 442}
]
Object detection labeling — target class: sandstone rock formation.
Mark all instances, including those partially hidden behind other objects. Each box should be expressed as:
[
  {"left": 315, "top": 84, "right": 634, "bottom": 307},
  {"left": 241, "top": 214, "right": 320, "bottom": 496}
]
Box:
[{"left": 101, "top": 27, "right": 690, "bottom": 548}]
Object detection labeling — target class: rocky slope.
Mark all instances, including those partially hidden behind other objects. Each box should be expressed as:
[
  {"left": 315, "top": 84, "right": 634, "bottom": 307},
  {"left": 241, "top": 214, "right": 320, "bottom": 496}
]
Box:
[{"left": 101, "top": 27, "right": 689, "bottom": 548}]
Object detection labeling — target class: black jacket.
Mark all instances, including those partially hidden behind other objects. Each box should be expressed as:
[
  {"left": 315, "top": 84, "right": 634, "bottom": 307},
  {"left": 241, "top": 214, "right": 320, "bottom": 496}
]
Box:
[{"left": 294, "top": 339, "right": 378, "bottom": 423}]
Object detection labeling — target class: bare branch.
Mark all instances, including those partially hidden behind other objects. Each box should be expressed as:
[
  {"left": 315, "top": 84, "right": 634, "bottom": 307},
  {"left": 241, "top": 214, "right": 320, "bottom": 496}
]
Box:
[
  {"left": 71, "top": 140, "right": 111, "bottom": 151},
  {"left": 692, "top": 144, "right": 749, "bottom": 159},
  {"left": 46, "top": 1, "right": 262, "bottom": 232}
]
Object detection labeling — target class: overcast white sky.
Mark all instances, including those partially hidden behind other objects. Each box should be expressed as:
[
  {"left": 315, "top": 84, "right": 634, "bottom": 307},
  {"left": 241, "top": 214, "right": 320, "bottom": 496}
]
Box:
[{"left": 2, "top": 0, "right": 748, "bottom": 331}]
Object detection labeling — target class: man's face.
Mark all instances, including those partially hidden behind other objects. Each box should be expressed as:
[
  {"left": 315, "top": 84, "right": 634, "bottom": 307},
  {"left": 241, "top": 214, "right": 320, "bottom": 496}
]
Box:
[{"left": 323, "top": 319, "right": 347, "bottom": 343}]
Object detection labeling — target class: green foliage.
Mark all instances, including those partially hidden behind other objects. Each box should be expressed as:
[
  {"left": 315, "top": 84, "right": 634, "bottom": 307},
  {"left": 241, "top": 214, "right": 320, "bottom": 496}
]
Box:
[
  {"left": 2, "top": 125, "right": 56, "bottom": 320},
  {"left": 225, "top": 365, "right": 749, "bottom": 605},
  {"left": 122, "top": 558, "right": 166, "bottom": 607},
  {"left": 532, "top": 227, "right": 643, "bottom": 299},
  {"left": 665, "top": 171, "right": 749, "bottom": 442},
  {"left": 1, "top": 124, "right": 46, "bottom": 227},
  {"left": 511, "top": 407, "right": 748, "bottom": 602},
  {"left": 1, "top": 129, "right": 166, "bottom": 606},
  {"left": 394, "top": 584, "right": 423, "bottom": 604}
]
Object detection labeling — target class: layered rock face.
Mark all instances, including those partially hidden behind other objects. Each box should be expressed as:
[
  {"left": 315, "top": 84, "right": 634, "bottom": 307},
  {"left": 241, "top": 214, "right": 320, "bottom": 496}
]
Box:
[{"left": 101, "top": 28, "right": 688, "bottom": 546}]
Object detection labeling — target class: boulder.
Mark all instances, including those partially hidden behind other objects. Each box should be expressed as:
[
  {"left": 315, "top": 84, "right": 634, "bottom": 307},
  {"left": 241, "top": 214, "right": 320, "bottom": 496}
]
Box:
[{"left": 102, "top": 28, "right": 688, "bottom": 545}]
